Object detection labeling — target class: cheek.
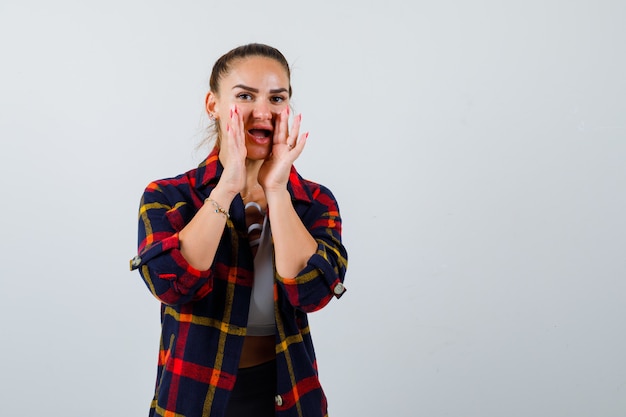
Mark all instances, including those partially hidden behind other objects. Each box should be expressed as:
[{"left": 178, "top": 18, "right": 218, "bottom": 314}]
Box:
[{"left": 237, "top": 104, "right": 255, "bottom": 118}]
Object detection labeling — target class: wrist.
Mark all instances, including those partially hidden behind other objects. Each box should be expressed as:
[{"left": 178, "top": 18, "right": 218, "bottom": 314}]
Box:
[
  {"left": 204, "top": 197, "right": 230, "bottom": 219},
  {"left": 264, "top": 188, "right": 291, "bottom": 206},
  {"left": 210, "top": 185, "right": 238, "bottom": 207}
]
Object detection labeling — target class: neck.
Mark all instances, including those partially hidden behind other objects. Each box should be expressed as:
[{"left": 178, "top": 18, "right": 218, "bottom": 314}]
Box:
[{"left": 242, "top": 158, "right": 263, "bottom": 199}]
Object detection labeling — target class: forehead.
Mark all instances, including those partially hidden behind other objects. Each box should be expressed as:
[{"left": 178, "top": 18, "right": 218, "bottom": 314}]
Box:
[{"left": 222, "top": 56, "right": 290, "bottom": 88}]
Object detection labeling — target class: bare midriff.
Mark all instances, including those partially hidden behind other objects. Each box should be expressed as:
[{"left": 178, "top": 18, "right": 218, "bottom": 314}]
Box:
[{"left": 239, "top": 335, "right": 276, "bottom": 368}]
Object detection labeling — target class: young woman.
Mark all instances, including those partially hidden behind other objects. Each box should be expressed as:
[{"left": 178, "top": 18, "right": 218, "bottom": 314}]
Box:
[{"left": 131, "top": 43, "right": 348, "bottom": 417}]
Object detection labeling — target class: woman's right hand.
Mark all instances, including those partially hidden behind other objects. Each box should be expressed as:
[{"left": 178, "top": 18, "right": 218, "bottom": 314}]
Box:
[
  {"left": 216, "top": 105, "right": 247, "bottom": 198},
  {"left": 178, "top": 105, "right": 246, "bottom": 270}
]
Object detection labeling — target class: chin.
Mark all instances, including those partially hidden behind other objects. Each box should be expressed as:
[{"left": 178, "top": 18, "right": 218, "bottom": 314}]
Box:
[
  {"left": 246, "top": 149, "right": 270, "bottom": 161},
  {"left": 245, "top": 147, "right": 271, "bottom": 161}
]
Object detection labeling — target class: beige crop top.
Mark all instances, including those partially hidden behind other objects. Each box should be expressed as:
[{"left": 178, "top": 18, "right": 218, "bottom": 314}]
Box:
[{"left": 245, "top": 202, "right": 276, "bottom": 336}]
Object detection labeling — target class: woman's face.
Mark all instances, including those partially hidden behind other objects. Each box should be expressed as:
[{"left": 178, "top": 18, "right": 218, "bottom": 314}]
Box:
[{"left": 207, "top": 56, "right": 291, "bottom": 160}]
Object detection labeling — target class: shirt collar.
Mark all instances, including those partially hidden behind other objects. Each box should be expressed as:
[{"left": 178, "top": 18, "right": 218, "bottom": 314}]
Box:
[
  {"left": 196, "top": 146, "right": 222, "bottom": 188},
  {"left": 286, "top": 166, "right": 312, "bottom": 203}
]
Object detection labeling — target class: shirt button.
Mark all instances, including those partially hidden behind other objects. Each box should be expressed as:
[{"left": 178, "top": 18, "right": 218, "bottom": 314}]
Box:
[
  {"left": 333, "top": 282, "right": 345, "bottom": 295},
  {"left": 275, "top": 394, "right": 283, "bottom": 407},
  {"left": 130, "top": 255, "right": 142, "bottom": 270}
]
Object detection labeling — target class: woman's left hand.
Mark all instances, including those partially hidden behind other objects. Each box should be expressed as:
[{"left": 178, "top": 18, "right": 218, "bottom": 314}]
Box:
[{"left": 258, "top": 108, "right": 308, "bottom": 194}]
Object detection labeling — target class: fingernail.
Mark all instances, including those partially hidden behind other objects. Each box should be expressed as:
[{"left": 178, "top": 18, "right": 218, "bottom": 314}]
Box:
[{"left": 305, "top": 132, "right": 309, "bottom": 139}]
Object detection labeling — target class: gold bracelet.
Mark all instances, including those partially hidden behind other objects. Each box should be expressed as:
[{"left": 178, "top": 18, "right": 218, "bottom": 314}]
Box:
[{"left": 204, "top": 198, "right": 230, "bottom": 219}]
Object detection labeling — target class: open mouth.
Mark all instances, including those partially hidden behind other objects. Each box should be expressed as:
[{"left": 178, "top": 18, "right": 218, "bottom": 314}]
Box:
[
  {"left": 247, "top": 129, "right": 272, "bottom": 144},
  {"left": 248, "top": 129, "right": 272, "bottom": 138}
]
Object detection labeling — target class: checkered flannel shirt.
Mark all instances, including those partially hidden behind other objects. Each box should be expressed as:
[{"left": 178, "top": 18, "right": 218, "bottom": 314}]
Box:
[{"left": 130, "top": 148, "right": 348, "bottom": 417}]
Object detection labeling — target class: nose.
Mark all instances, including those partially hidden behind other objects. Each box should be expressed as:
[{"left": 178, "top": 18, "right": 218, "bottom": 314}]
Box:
[{"left": 252, "top": 101, "right": 272, "bottom": 120}]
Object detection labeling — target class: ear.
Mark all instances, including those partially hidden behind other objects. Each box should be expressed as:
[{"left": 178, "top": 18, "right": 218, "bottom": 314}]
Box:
[{"left": 205, "top": 91, "right": 218, "bottom": 117}]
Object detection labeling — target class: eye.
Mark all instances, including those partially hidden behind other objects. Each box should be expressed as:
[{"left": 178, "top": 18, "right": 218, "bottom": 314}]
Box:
[
  {"left": 237, "top": 93, "right": 253, "bottom": 100},
  {"left": 270, "top": 95, "right": 287, "bottom": 103}
]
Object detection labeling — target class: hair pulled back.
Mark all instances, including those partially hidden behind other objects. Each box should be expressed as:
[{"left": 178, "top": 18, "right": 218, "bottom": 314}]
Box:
[{"left": 210, "top": 43, "right": 292, "bottom": 97}]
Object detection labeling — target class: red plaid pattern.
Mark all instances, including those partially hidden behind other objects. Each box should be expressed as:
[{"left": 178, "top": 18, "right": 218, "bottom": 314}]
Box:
[{"left": 131, "top": 148, "right": 348, "bottom": 417}]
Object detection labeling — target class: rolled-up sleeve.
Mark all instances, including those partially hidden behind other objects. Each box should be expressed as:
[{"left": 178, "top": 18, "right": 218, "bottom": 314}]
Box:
[
  {"left": 275, "top": 185, "right": 348, "bottom": 313},
  {"left": 130, "top": 182, "right": 213, "bottom": 305}
]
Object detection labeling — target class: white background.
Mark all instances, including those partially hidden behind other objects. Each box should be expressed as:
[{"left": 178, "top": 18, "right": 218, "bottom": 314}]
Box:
[{"left": 1, "top": 1, "right": 625, "bottom": 416}]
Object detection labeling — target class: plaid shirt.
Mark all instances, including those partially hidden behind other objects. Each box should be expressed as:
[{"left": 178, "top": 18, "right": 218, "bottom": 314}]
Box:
[{"left": 130, "top": 148, "right": 348, "bottom": 417}]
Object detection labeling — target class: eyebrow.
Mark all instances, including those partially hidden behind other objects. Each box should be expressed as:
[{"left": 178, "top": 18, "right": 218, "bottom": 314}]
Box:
[{"left": 232, "top": 84, "right": 288, "bottom": 94}]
